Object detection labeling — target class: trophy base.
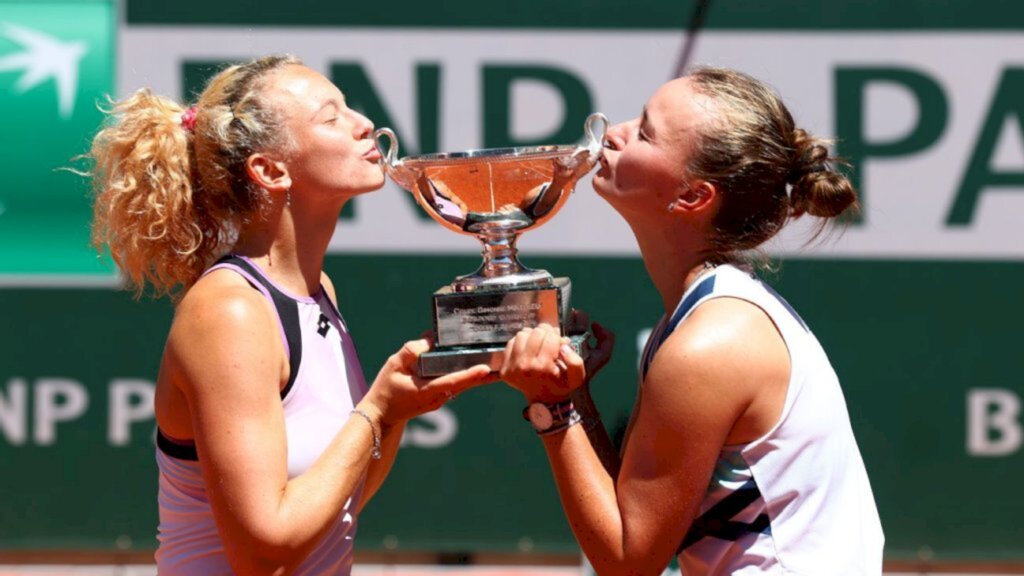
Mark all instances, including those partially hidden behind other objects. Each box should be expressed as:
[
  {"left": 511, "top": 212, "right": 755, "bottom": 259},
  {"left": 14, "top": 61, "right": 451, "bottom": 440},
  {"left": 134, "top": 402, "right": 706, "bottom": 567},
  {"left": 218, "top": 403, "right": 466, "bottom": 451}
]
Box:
[
  {"left": 433, "top": 277, "right": 572, "bottom": 348},
  {"left": 422, "top": 276, "right": 582, "bottom": 377},
  {"left": 419, "top": 332, "right": 591, "bottom": 377}
]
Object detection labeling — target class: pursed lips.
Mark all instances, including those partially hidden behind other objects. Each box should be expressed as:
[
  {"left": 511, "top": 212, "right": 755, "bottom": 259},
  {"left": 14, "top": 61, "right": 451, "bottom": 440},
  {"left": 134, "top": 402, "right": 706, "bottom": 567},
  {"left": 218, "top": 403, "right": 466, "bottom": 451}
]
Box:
[{"left": 362, "top": 146, "right": 381, "bottom": 161}]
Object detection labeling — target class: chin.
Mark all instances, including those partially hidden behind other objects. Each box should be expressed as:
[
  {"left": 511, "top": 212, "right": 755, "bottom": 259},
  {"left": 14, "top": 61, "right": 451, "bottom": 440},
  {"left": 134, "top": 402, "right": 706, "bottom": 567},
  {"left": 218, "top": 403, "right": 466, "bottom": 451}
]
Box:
[
  {"left": 592, "top": 177, "right": 615, "bottom": 201},
  {"left": 369, "top": 173, "right": 387, "bottom": 190},
  {"left": 354, "top": 173, "right": 387, "bottom": 194}
]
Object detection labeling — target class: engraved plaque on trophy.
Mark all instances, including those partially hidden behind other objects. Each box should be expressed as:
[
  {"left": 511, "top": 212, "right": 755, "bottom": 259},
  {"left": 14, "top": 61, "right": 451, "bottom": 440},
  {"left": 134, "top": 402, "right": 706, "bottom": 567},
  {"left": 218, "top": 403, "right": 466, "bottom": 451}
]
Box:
[{"left": 375, "top": 113, "right": 607, "bottom": 376}]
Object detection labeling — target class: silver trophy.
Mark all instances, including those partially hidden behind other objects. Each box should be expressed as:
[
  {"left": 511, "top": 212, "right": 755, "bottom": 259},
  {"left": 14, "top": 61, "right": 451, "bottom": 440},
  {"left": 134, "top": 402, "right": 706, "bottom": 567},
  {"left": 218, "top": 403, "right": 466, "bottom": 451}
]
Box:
[{"left": 375, "top": 113, "right": 607, "bottom": 376}]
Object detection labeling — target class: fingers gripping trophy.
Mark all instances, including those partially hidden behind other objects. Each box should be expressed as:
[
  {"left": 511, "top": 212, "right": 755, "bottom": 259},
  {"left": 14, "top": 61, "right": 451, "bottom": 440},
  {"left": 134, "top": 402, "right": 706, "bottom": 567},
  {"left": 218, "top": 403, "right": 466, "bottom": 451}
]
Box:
[{"left": 375, "top": 113, "right": 608, "bottom": 376}]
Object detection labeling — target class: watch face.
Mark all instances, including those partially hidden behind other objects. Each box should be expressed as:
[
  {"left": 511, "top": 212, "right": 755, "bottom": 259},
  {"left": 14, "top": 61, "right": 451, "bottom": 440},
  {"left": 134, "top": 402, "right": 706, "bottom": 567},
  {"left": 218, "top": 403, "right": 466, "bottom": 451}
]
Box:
[{"left": 528, "top": 403, "right": 554, "bottom": 431}]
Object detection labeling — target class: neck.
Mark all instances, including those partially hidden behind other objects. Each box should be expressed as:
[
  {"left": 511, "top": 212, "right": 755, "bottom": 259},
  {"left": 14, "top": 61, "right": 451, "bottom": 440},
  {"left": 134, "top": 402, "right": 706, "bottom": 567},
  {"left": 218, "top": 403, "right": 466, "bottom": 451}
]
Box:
[
  {"left": 629, "top": 219, "right": 715, "bottom": 314},
  {"left": 233, "top": 196, "right": 346, "bottom": 296}
]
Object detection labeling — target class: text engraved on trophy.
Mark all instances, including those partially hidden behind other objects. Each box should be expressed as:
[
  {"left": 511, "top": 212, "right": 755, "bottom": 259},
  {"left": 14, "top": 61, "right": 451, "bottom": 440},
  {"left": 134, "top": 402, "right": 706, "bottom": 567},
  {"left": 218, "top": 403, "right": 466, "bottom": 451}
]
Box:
[
  {"left": 454, "top": 302, "right": 543, "bottom": 332},
  {"left": 434, "top": 289, "right": 559, "bottom": 347}
]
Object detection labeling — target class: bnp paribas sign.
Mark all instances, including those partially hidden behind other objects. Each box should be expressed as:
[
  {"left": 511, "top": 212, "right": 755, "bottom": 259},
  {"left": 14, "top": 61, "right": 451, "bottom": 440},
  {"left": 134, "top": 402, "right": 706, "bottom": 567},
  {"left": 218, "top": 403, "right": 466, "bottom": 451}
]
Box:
[
  {"left": 10, "top": 3, "right": 1018, "bottom": 284},
  {"left": 119, "top": 7, "right": 1024, "bottom": 262},
  {"left": 0, "top": 0, "right": 115, "bottom": 284}
]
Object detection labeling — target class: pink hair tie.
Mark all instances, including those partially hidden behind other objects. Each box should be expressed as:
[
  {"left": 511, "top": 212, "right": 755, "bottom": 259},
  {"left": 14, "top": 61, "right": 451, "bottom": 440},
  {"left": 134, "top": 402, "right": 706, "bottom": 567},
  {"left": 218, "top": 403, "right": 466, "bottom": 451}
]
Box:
[{"left": 180, "top": 105, "right": 198, "bottom": 133}]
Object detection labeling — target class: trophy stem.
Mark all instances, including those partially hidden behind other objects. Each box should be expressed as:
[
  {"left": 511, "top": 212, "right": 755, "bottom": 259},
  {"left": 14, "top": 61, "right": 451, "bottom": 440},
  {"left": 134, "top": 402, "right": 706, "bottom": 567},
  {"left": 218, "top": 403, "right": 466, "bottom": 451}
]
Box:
[{"left": 453, "top": 225, "right": 553, "bottom": 292}]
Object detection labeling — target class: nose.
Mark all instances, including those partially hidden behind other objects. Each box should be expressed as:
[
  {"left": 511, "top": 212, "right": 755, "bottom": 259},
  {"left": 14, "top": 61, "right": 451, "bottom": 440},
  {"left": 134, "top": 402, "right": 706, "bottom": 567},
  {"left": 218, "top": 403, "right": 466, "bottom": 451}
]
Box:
[
  {"left": 604, "top": 118, "right": 635, "bottom": 151},
  {"left": 352, "top": 111, "right": 374, "bottom": 139}
]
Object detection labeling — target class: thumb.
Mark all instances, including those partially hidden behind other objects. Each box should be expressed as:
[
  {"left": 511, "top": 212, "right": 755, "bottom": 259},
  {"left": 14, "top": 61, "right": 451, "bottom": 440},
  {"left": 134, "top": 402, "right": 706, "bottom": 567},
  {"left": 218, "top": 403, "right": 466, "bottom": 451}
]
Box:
[{"left": 394, "top": 339, "right": 430, "bottom": 371}]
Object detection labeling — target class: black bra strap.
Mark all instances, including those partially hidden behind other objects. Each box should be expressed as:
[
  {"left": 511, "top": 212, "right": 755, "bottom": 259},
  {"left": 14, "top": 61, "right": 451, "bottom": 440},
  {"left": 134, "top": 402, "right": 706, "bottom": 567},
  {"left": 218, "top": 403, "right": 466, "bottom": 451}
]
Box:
[{"left": 157, "top": 428, "right": 198, "bottom": 461}]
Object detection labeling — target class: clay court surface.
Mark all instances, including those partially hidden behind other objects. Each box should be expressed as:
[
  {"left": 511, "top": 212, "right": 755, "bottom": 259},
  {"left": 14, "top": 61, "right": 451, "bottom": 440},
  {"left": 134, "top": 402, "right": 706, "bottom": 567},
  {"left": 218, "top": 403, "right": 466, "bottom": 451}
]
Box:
[
  {"left": 0, "top": 567, "right": 572, "bottom": 576},
  {"left": 2, "top": 561, "right": 1024, "bottom": 569}
]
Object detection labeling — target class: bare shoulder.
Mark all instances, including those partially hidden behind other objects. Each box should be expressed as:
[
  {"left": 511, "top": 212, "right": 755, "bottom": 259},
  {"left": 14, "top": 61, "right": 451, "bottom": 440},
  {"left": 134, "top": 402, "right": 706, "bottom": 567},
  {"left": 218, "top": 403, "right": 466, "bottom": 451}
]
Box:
[
  {"left": 173, "top": 269, "right": 275, "bottom": 335},
  {"left": 615, "top": 297, "right": 793, "bottom": 565},
  {"left": 164, "top": 269, "right": 282, "bottom": 397},
  {"left": 644, "top": 296, "right": 790, "bottom": 423}
]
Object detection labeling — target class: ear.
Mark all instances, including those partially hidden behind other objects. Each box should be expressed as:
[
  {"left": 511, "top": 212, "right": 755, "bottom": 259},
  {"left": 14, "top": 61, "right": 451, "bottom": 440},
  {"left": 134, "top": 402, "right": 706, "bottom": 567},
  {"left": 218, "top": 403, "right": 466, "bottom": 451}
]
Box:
[
  {"left": 245, "top": 153, "right": 292, "bottom": 194},
  {"left": 669, "top": 180, "right": 718, "bottom": 215}
]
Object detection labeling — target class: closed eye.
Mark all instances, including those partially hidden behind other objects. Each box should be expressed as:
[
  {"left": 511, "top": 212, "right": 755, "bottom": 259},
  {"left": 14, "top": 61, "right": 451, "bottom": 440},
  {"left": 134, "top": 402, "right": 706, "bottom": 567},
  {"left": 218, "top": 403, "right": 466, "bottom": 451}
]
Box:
[{"left": 639, "top": 108, "right": 653, "bottom": 142}]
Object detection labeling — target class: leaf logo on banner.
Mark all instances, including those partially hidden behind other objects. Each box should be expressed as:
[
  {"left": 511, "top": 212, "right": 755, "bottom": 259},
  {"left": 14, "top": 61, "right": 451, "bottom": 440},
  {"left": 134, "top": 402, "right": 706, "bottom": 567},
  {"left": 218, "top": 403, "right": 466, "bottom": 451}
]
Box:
[{"left": 0, "top": 23, "right": 88, "bottom": 119}]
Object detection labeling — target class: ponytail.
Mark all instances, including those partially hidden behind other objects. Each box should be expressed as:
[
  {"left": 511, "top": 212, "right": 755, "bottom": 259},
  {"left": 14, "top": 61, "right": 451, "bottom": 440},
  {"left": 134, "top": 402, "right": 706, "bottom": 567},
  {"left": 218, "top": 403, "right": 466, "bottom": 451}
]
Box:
[
  {"left": 89, "top": 89, "right": 218, "bottom": 298},
  {"left": 87, "top": 54, "right": 301, "bottom": 298}
]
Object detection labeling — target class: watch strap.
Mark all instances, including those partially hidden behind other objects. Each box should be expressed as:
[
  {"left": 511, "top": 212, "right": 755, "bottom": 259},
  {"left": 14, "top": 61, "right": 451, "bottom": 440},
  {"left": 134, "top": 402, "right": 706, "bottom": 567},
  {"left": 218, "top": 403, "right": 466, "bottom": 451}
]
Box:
[
  {"left": 537, "top": 407, "right": 583, "bottom": 436},
  {"left": 522, "top": 399, "right": 581, "bottom": 435},
  {"left": 521, "top": 398, "right": 574, "bottom": 421}
]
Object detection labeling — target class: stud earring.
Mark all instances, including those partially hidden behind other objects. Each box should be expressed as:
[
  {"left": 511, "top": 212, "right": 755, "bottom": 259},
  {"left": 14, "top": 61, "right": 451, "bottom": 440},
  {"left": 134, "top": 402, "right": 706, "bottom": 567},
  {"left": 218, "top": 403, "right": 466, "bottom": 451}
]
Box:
[{"left": 666, "top": 200, "right": 676, "bottom": 213}]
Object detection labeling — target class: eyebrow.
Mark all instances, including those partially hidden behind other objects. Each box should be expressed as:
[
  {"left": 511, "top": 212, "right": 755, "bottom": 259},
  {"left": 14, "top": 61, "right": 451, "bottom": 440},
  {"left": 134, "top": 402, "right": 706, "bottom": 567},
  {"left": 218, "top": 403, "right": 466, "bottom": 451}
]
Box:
[{"left": 312, "top": 99, "right": 341, "bottom": 120}]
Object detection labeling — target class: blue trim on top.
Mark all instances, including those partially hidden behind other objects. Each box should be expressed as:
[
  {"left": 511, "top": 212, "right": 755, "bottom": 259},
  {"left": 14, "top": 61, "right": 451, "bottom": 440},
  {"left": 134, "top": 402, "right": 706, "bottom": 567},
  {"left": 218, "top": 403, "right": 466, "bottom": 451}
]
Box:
[
  {"left": 641, "top": 275, "right": 716, "bottom": 381},
  {"left": 663, "top": 275, "right": 718, "bottom": 345}
]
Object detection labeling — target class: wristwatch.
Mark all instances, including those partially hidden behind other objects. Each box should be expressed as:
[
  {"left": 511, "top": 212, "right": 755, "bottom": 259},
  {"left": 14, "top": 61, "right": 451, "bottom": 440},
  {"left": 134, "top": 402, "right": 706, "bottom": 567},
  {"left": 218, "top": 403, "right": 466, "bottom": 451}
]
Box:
[{"left": 522, "top": 399, "right": 582, "bottom": 435}]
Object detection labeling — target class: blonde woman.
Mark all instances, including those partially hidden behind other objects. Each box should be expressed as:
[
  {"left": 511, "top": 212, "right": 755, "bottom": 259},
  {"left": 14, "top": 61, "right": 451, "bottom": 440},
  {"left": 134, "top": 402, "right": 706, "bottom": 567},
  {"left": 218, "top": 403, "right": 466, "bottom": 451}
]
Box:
[{"left": 88, "top": 55, "right": 495, "bottom": 575}]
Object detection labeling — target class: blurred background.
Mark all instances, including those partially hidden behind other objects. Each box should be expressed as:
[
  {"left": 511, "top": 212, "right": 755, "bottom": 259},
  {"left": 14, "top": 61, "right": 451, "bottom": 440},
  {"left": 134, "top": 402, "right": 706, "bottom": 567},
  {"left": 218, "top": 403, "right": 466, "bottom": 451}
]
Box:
[{"left": 1, "top": 0, "right": 1023, "bottom": 573}]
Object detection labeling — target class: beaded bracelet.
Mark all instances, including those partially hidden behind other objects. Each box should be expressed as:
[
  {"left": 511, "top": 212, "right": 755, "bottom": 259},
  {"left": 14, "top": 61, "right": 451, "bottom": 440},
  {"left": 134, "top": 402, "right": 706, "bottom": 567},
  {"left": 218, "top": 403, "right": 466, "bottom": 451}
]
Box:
[{"left": 350, "top": 409, "right": 382, "bottom": 460}]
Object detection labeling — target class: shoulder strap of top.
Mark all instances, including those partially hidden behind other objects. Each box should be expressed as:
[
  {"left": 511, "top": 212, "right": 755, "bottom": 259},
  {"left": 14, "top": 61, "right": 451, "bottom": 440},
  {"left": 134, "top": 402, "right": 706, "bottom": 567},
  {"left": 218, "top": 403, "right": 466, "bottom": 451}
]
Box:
[
  {"left": 215, "top": 254, "right": 303, "bottom": 399},
  {"left": 155, "top": 255, "right": 304, "bottom": 462},
  {"left": 640, "top": 274, "right": 717, "bottom": 382},
  {"left": 640, "top": 265, "right": 811, "bottom": 383}
]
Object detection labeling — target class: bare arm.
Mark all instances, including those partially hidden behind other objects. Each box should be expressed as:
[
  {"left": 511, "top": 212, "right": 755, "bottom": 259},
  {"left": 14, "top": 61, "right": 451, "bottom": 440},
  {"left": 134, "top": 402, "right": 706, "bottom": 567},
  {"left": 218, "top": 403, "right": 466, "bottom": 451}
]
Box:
[
  {"left": 166, "top": 279, "right": 494, "bottom": 575},
  {"left": 502, "top": 300, "right": 788, "bottom": 574},
  {"left": 165, "top": 284, "right": 373, "bottom": 574},
  {"left": 355, "top": 421, "right": 403, "bottom": 514}
]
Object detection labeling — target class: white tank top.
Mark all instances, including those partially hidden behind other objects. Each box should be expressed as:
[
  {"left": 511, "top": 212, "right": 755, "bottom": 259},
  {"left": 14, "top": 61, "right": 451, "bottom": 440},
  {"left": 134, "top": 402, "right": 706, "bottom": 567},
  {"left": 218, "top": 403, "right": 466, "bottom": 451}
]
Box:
[
  {"left": 640, "top": 264, "right": 884, "bottom": 575},
  {"left": 155, "top": 255, "right": 369, "bottom": 575}
]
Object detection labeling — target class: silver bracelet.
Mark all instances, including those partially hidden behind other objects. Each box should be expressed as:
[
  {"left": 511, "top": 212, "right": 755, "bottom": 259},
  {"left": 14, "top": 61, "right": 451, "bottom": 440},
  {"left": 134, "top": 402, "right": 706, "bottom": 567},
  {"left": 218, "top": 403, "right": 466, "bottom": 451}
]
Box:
[{"left": 350, "top": 409, "right": 382, "bottom": 460}]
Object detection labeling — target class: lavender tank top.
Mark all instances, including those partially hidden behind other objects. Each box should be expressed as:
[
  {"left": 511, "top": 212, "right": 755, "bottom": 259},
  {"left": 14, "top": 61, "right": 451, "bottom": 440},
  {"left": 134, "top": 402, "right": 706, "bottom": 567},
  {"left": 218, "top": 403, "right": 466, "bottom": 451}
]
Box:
[{"left": 155, "top": 255, "right": 369, "bottom": 575}]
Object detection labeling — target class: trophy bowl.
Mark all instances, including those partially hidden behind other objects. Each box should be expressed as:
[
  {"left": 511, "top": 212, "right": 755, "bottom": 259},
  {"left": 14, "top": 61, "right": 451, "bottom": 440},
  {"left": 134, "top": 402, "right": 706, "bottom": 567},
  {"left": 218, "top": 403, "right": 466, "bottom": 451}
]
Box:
[{"left": 375, "top": 112, "right": 607, "bottom": 375}]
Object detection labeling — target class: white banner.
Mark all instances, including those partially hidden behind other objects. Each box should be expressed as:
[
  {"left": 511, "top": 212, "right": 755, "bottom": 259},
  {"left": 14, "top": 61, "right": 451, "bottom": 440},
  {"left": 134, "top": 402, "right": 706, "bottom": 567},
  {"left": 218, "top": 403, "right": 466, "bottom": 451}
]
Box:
[{"left": 121, "top": 27, "right": 1024, "bottom": 259}]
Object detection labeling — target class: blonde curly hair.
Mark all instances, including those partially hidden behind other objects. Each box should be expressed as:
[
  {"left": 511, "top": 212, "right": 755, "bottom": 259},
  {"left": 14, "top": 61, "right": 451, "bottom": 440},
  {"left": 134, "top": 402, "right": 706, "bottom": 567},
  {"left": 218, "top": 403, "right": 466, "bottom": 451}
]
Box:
[{"left": 87, "top": 55, "right": 301, "bottom": 298}]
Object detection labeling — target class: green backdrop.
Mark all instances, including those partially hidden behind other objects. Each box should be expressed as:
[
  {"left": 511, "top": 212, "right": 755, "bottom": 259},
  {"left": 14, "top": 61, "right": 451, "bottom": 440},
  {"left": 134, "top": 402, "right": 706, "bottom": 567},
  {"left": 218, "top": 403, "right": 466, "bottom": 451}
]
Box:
[
  {"left": 1, "top": 0, "right": 1023, "bottom": 566},
  {"left": 2, "top": 257, "right": 1023, "bottom": 561}
]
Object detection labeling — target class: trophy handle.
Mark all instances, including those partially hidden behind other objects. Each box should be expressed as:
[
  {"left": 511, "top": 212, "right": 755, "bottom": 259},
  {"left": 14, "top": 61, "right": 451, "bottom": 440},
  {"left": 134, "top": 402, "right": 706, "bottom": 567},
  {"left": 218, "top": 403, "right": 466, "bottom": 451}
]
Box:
[
  {"left": 374, "top": 127, "right": 399, "bottom": 167},
  {"left": 555, "top": 112, "right": 608, "bottom": 187},
  {"left": 373, "top": 128, "right": 419, "bottom": 191},
  {"left": 583, "top": 112, "right": 609, "bottom": 158}
]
